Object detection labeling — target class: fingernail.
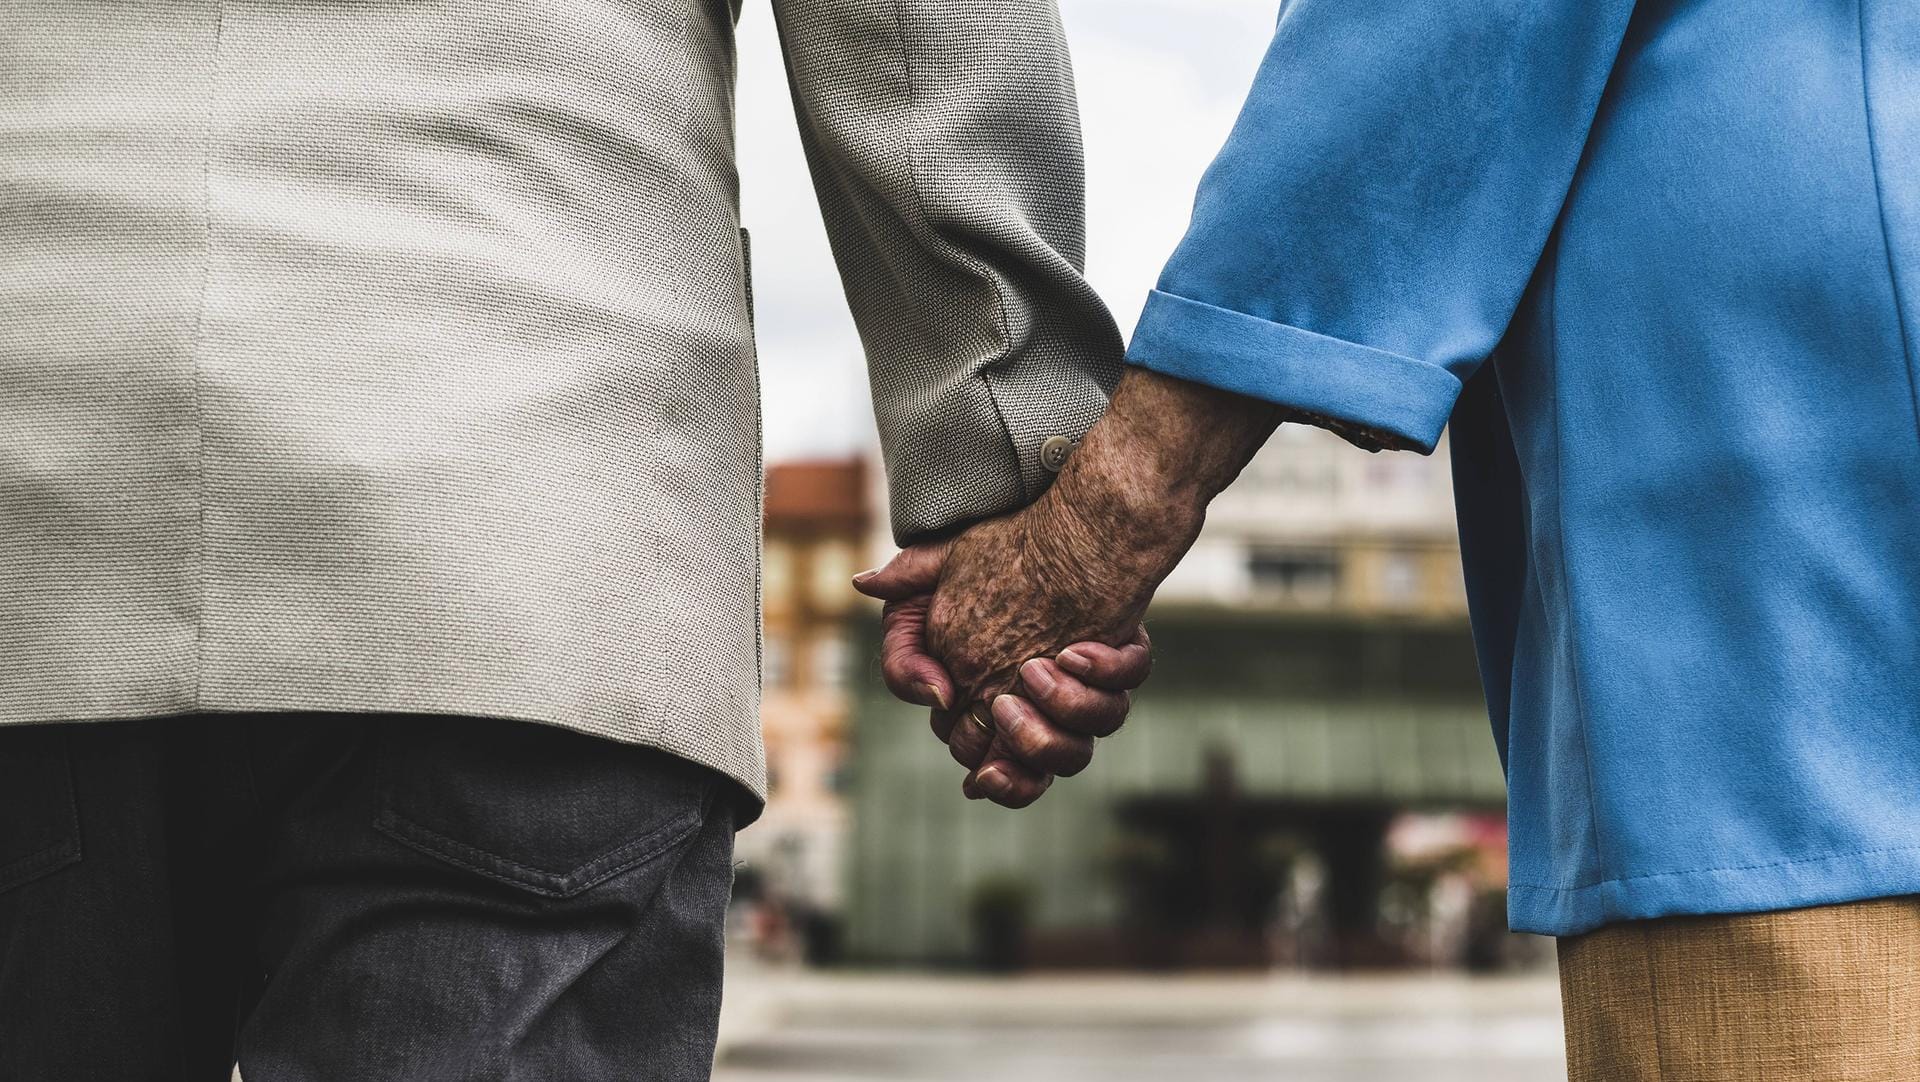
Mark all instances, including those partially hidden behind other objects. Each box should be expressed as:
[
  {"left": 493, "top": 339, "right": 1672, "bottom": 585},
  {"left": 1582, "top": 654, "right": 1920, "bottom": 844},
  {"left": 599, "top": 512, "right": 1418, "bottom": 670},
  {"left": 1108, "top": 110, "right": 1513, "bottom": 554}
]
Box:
[
  {"left": 975, "top": 767, "right": 1010, "bottom": 798},
  {"left": 1020, "top": 658, "right": 1056, "bottom": 695},
  {"left": 917, "top": 682, "right": 950, "bottom": 710},
  {"left": 1057, "top": 648, "right": 1090, "bottom": 675},
  {"left": 852, "top": 568, "right": 879, "bottom": 584},
  {"left": 992, "top": 694, "right": 1023, "bottom": 728}
]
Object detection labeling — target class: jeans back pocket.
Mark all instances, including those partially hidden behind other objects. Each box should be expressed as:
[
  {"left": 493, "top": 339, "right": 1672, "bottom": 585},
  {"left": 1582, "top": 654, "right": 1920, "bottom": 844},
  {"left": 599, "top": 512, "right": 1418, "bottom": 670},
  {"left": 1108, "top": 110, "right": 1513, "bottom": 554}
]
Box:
[
  {"left": 373, "top": 717, "right": 716, "bottom": 899},
  {"left": 0, "top": 726, "right": 82, "bottom": 896}
]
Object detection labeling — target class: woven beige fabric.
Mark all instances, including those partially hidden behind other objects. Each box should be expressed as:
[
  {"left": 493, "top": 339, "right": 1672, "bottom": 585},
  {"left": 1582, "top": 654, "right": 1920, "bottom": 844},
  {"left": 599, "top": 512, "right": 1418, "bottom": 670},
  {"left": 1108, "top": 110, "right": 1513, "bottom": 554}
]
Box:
[
  {"left": 1558, "top": 898, "right": 1920, "bottom": 1081},
  {"left": 0, "top": 0, "right": 1124, "bottom": 803}
]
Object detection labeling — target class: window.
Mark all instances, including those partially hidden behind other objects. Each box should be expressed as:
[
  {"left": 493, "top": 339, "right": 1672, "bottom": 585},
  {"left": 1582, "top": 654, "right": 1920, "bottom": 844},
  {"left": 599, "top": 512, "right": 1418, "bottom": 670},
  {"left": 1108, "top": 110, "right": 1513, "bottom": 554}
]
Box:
[
  {"left": 809, "top": 542, "right": 858, "bottom": 612},
  {"left": 762, "top": 543, "right": 794, "bottom": 610},
  {"left": 763, "top": 632, "right": 791, "bottom": 689},
  {"left": 813, "top": 632, "right": 850, "bottom": 690},
  {"left": 1380, "top": 551, "right": 1422, "bottom": 606},
  {"left": 1247, "top": 548, "right": 1341, "bottom": 606}
]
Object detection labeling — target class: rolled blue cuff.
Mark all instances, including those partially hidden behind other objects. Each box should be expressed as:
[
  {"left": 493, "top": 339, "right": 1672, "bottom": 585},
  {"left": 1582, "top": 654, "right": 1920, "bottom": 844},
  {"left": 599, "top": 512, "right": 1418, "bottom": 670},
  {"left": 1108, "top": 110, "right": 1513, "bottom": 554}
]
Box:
[{"left": 1124, "top": 289, "right": 1464, "bottom": 454}]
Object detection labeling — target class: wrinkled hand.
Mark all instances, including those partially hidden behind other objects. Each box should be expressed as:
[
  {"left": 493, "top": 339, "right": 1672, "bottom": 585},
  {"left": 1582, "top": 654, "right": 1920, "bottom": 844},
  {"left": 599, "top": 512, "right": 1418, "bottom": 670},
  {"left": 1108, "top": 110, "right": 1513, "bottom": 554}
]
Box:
[
  {"left": 855, "top": 546, "right": 1149, "bottom": 806},
  {"left": 852, "top": 367, "right": 1284, "bottom": 806},
  {"left": 854, "top": 488, "right": 1178, "bottom": 807}
]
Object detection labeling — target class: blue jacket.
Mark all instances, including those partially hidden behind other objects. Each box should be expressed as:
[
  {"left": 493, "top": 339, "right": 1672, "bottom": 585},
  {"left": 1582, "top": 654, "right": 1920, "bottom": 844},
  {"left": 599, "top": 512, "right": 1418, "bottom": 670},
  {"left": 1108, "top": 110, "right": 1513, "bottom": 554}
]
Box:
[{"left": 1128, "top": 0, "right": 1920, "bottom": 935}]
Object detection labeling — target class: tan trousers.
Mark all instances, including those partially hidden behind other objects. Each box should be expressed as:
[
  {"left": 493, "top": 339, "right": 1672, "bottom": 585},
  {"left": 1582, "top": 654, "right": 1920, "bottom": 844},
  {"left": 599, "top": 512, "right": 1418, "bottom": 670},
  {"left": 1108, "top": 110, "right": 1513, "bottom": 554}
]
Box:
[{"left": 1558, "top": 898, "right": 1920, "bottom": 1081}]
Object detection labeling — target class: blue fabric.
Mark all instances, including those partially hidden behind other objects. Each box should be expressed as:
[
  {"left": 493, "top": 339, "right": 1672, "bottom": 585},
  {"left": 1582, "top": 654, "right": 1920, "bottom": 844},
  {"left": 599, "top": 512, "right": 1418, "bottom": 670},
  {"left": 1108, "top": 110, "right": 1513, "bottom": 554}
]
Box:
[{"left": 1128, "top": 0, "right": 1920, "bottom": 936}]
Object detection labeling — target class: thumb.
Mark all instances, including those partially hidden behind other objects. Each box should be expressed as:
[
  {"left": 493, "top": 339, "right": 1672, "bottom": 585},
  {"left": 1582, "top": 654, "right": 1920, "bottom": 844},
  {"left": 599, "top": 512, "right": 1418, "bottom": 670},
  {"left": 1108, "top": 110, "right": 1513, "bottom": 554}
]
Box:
[{"left": 852, "top": 541, "right": 951, "bottom": 601}]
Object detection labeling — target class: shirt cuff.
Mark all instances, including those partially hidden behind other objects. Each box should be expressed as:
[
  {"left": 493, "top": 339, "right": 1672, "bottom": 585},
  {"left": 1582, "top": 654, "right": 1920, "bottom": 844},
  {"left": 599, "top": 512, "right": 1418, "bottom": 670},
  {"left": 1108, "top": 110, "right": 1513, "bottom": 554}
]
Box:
[{"left": 1124, "top": 289, "right": 1463, "bottom": 454}]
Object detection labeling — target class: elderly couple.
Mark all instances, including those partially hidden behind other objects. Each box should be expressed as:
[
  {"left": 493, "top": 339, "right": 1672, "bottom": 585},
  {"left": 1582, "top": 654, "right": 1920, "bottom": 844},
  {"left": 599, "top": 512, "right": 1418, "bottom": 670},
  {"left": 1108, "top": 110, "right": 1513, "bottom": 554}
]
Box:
[{"left": 4, "top": 0, "right": 1918, "bottom": 1077}]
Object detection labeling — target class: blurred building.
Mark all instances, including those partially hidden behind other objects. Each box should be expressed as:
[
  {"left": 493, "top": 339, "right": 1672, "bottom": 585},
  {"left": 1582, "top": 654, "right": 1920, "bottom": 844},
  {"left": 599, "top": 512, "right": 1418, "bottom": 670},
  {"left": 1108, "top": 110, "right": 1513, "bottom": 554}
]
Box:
[
  {"left": 837, "top": 428, "right": 1525, "bottom": 970},
  {"left": 1158, "top": 424, "right": 1467, "bottom": 616},
  {"left": 738, "top": 458, "right": 871, "bottom": 950}
]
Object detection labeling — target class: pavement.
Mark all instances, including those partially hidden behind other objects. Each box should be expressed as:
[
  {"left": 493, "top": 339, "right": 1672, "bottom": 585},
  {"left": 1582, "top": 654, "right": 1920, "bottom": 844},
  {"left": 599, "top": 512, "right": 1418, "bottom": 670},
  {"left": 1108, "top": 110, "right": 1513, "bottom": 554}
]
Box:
[{"left": 713, "top": 966, "right": 1568, "bottom": 1082}]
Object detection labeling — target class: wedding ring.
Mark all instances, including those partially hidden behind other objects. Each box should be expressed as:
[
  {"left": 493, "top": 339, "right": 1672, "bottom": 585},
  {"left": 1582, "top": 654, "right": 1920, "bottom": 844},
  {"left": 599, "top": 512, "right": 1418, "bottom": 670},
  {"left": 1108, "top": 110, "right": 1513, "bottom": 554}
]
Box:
[{"left": 968, "top": 702, "right": 995, "bottom": 734}]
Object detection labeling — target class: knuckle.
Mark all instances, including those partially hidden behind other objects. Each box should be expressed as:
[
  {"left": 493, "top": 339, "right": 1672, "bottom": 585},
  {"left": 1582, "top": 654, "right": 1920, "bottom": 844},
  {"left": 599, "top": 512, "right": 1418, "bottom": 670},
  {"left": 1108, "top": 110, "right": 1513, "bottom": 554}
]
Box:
[
  {"left": 1000, "top": 776, "right": 1055, "bottom": 808},
  {"left": 1009, "top": 722, "right": 1056, "bottom": 762},
  {"left": 1015, "top": 728, "right": 1088, "bottom": 774},
  {"left": 1053, "top": 748, "right": 1095, "bottom": 778},
  {"left": 1032, "top": 678, "right": 1079, "bottom": 714},
  {"left": 1084, "top": 694, "right": 1130, "bottom": 734},
  {"left": 1062, "top": 685, "right": 1109, "bottom": 718},
  {"left": 948, "top": 727, "right": 990, "bottom": 768},
  {"left": 881, "top": 668, "right": 918, "bottom": 698},
  {"left": 1050, "top": 692, "right": 1111, "bottom": 730}
]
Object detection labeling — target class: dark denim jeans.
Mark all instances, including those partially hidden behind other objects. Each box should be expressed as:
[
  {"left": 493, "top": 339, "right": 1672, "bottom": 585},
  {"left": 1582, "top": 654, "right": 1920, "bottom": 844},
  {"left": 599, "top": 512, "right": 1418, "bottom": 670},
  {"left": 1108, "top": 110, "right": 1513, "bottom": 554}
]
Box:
[{"left": 0, "top": 713, "right": 740, "bottom": 1081}]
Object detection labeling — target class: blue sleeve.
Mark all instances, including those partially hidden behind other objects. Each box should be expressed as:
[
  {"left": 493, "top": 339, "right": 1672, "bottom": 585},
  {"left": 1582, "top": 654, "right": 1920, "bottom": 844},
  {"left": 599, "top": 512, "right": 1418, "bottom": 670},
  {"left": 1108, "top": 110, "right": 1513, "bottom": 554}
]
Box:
[{"left": 1126, "top": 0, "right": 1637, "bottom": 452}]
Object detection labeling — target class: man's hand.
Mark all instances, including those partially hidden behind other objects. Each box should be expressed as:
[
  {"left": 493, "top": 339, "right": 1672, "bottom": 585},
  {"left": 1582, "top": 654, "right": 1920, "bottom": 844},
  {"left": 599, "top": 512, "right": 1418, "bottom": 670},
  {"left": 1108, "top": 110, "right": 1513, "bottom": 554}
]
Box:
[
  {"left": 858, "top": 367, "right": 1291, "bottom": 807},
  {"left": 856, "top": 539, "right": 1154, "bottom": 807}
]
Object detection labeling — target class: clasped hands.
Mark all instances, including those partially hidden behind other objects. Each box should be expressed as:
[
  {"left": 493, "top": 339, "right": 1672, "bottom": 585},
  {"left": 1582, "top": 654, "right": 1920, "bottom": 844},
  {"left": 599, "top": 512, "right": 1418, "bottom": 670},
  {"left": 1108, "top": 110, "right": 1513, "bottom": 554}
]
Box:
[
  {"left": 851, "top": 451, "right": 1195, "bottom": 808},
  {"left": 849, "top": 370, "right": 1283, "bottom": 805}
]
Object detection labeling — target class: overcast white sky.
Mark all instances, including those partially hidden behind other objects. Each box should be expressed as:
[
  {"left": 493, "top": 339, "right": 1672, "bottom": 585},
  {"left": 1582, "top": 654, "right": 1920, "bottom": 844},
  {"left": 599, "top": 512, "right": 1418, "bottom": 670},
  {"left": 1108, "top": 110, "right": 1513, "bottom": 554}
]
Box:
[{"left": 736, "top": 0, "right": 1282, "bottom": 460}]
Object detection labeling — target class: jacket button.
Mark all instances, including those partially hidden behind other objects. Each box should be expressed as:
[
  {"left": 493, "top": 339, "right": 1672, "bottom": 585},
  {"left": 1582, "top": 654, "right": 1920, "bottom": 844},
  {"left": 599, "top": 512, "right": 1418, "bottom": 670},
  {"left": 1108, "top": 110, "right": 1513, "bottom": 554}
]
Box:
[{"left": 1039, "top": 435, "right": 1076, "bottom": 473}]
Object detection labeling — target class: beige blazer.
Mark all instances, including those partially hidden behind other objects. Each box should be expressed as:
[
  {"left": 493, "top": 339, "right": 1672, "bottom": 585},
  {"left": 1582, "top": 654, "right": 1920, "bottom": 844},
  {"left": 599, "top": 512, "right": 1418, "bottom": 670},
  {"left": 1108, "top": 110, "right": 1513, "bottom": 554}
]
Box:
[{"left": 0, "top": 0, "right": 1123, "bottom": 804}]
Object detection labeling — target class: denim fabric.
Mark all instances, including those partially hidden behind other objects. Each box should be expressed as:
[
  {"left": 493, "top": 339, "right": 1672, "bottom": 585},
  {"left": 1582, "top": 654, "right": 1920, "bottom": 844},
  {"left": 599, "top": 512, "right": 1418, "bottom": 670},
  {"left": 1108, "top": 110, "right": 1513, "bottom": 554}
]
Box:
[{"left": 0, "top": 713, "right": 740, "bottom": 1081}]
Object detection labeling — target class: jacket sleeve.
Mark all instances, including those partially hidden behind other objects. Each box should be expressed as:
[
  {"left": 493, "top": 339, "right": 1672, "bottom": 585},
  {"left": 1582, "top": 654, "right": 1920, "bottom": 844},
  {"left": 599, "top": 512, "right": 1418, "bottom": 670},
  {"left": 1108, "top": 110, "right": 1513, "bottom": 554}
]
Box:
[
  {"left": 1126, "top": 0, "right": 1638, "bottom": 454},
  {"left": 770, "top": 0, "right": 1124, "bottom": 544}
]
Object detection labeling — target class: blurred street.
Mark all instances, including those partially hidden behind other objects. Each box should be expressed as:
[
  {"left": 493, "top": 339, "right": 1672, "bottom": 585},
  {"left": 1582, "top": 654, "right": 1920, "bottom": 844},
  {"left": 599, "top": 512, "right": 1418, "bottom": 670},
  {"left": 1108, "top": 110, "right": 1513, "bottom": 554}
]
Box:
[{"left": 714, "top": 965, "right": 1566, "bottom": 1082}]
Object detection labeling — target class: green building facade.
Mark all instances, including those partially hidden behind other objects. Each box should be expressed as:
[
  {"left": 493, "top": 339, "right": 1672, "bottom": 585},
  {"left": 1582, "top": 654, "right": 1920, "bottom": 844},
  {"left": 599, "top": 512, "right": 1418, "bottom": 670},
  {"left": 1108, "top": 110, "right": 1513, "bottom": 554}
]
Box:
[{"left": 840, "top": 608, "right": 1509, "bottom": 967}]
